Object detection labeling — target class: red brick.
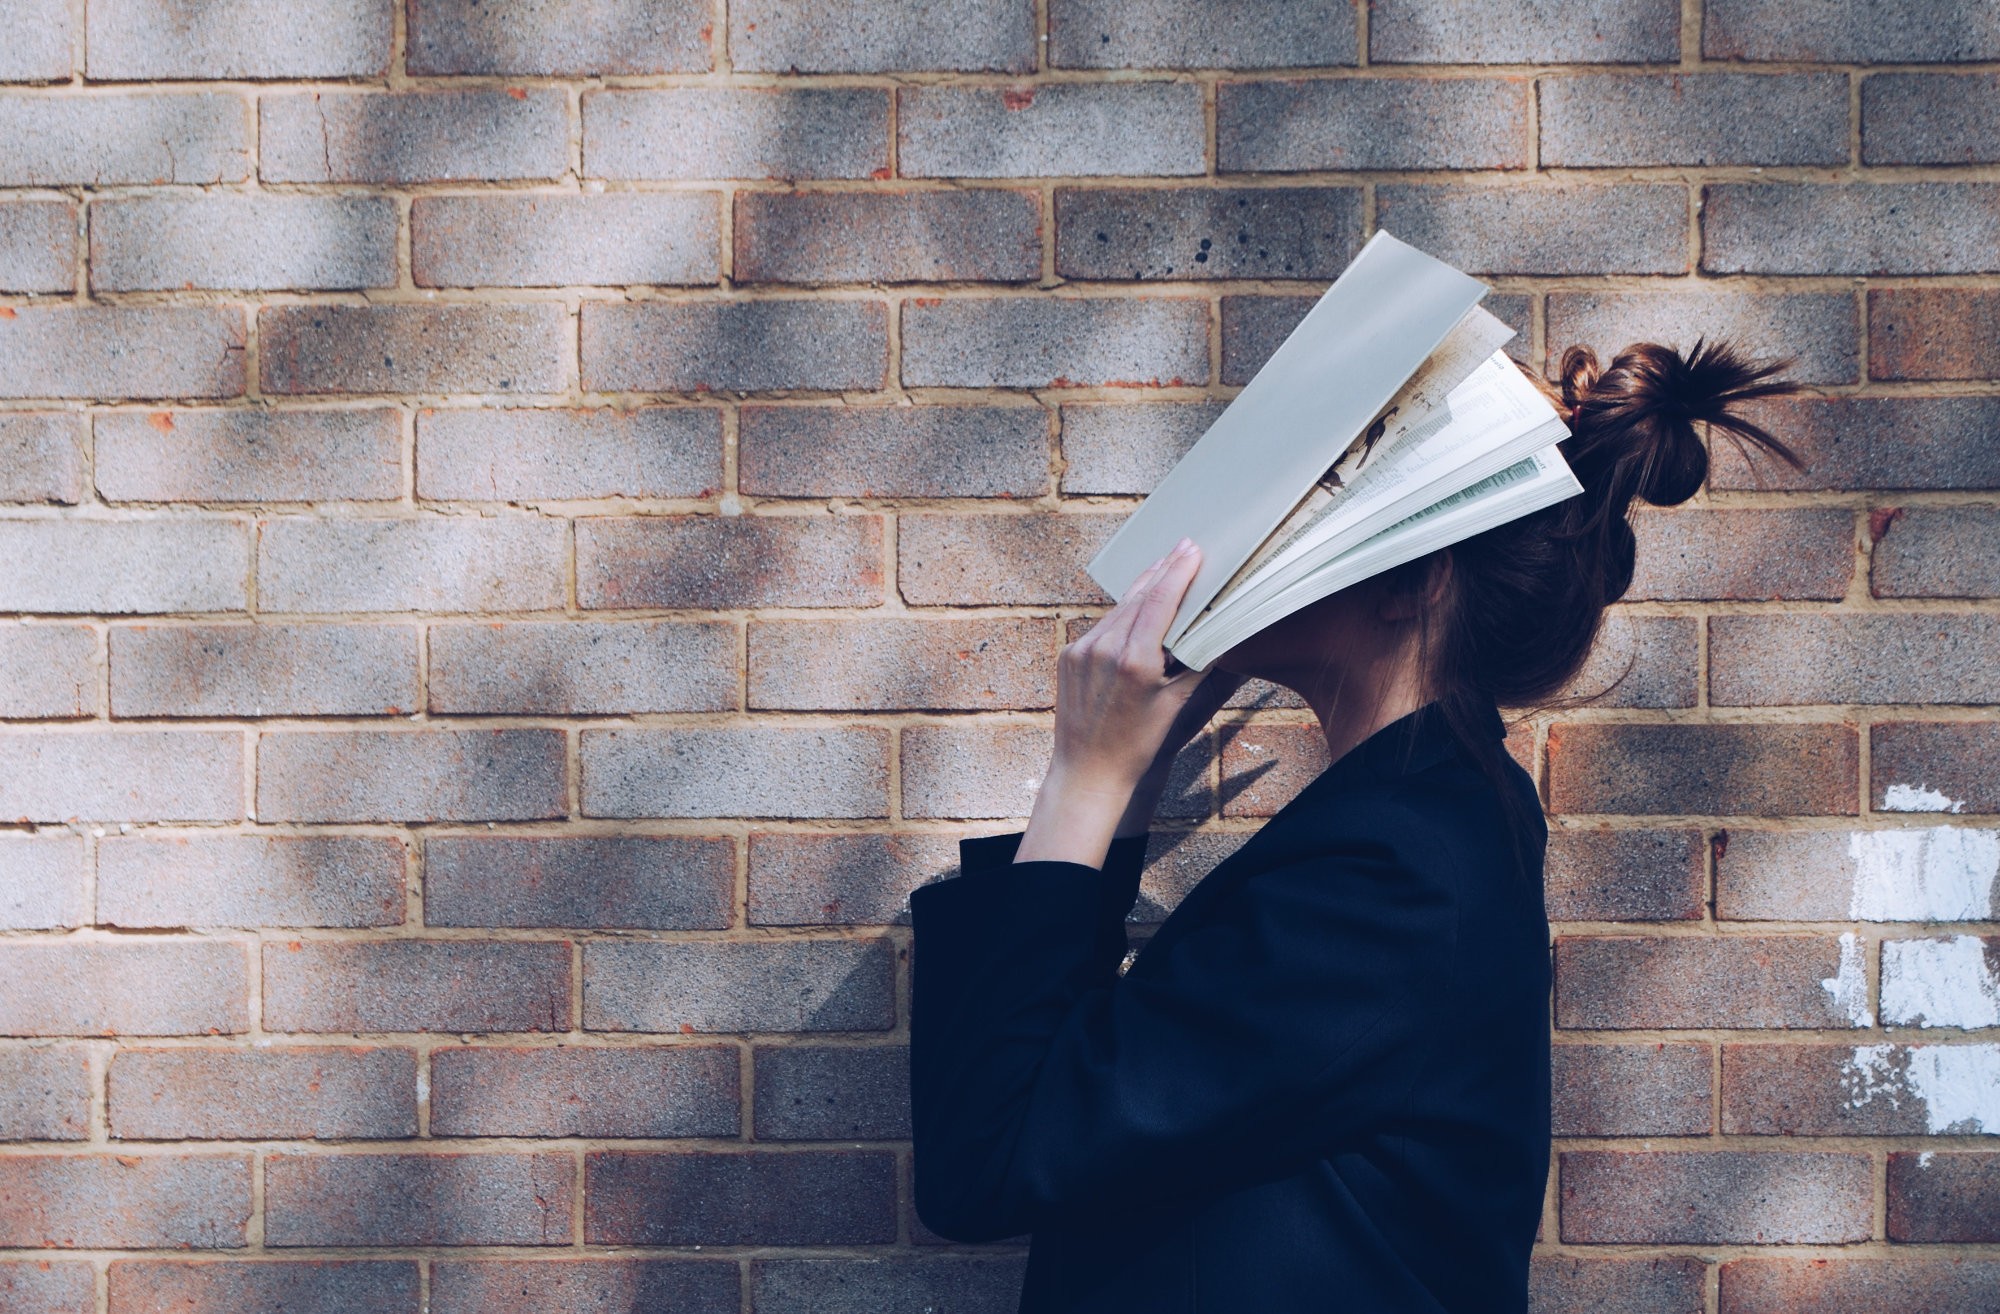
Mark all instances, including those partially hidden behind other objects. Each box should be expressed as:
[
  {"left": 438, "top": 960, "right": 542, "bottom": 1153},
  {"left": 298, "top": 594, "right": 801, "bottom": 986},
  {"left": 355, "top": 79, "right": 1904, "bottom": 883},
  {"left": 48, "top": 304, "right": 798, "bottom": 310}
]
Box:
[
  {"left": 739, "top": 404, "right": 1049, "bottom": 499},
  {"left": 110, "top": 622, "right": 419, "bottom": 718},
  {"left": 1559, "top": 1150, "right": 1871, "bottom": 1244},
  {"left": 430, "top": 1045, "right": 739, "bottom": 1138},
  {"left": 85, "top": 0, "right": 390, "bottom": 78},
  {"left": 585, "top": 87, "right": 890, "bottom": 181},
  {"left": 0, "top": 625, "right": 97, "bottom": 719},
  {"left": 430, "top": 1259, "right": 738, "bottom": 1314},
  {"left": 1712, "top": 615, "right": 2000, "bottom": 707},
  {"left": 0, "top": 1044, "right": 91, "bottom": 1140},
  {"left": 423, "top": 835, "right": 735, "bottom": 930},
  {"left": 1547, "top": 723, "right": 1858, "bottom": 817},
  {"left": 428, "top": 620, "right": 737, "bottom": 715},
  {"left": 749, "top": 618, "right": 1054, "bottom": 711},
  {"left": 1561, "top": 613, "right": 1697, "bottom": 709},
  {"left": 582, "top": 938, "right": 896, "bottom": 1033},
  {"left": 753, "top": 1044, "right": 910, "bottom": 1140},
  {"left": 583, "top": 726, "right": 891, "bottom": 820},
  {"left": 257, "top": 729, "right": 567, "bottom": 824},
  {"left": 1374, "top": 185, "right": 1688, "bottom": 276},
  {"left": 1529, "top": 1255, "right": 1706, "bottom": 1314},
  {"left": 109, "top": 1047, "right": 416, "bottom": 1140},
  {"left": 262, "top": 941, "right": 570, "bottom": 1034},
  {"left": 1217, "top": 77, "right": 1527, "bottom": 171},
  {"left": 0, "top": 942, "right": 248, "bottom": 1037},
  {"left": 258, "top": 517, "right": 565, "bottom": 614},
  {"left": 96, "top": 408, "right": 403, "bottom": 503},
  {"left": 1888, "top": 1151, "right": 2000, "bottom": 1242},
  {"left": 1872, "top": 722, "right": 2000, "bottom": 815},
  {"left": 97, "top": 834, "right": 406, "bottom": 929},
  {"left": 1712, "top": 396, "right": 2000, "bottom": 491},
  {"left": 0, "top": 413, "right": 87, "bottom": 503},
  {"left": 737, "top": 0, "right": 1031, "bottom": 72},
  {"left": 260, "top": 90, "right": 567, "bottom": 184},
  {"left": 1873, "top": 507, "right": 2000, "bottom": 599},
  {"left": 0, "top": 306, "right": 246, "bottom": 400},
  {"left": 577, "top": 515, "right": 883, "bottom": 609},
  {"left": 0, "top": 520, "right": 250, "bottom": 614},
  {"left": 582, "top": 299, "right": 887, "bottom": 394},
  {"left": 265, "top": 1152, "right": 571, "bottom": 1246},
  {"left": 1553, "top": 1043, "right": 1712, "bottom": 1137},
  {"left": 92, "top": 194, "right": 396, "bottom": 293},
  {"left": 259, "top": 304, "right": 567, "bottom": 396},
  {"left": 0, "top": 93, "right": 248, "bottom": 186},
  {"left": 1058, "top": 401, "right": 1223, "bottom": 496},
  {"left": 1372, "top": 0, "right": 1679, "bottom": 62},
  {"left": 898, "top": 511, "right": 1119, "bottom": 605},
  {"left": 1712, "top": 829, "right": 1955, "bottom": 922},
  {"left": 748, "top": 831, "right": 960, "bottom": 926},
  {"left": 1723, "top": 1043, "right": 2000, "bottom": 1137},
  {"left": 109, "top": 1260, "right": 419, "bottom": 1314},
  {"left": 0, "top": 199, "right": 74, "bottom": 293},
  {"left": 0, "top": 1153, "right": 250, "bottom": 1248},
  {"left": 413, "top": 193, "right": 721, "bottom": 288},
  {"left": 409, "top": 0, "right": 710, "bottom": 74},
  {"left": 736, "top": 190, "right": 1040, "bottom": 284},
  {"left": 1220, "top": 722, "right": 1330, "bottom": 817},
  {"left": 1704, "top": 184, "right": 2000, "bottom": 276},
  {"left": 1627, "top": 508, "right": 1853, "bottom": 601},
  {"left": 1705, "top": 0, "right": 2000, "bottom": 62},
  {"left": 418, "top": 406, "right": 720, "bottom": 501},
  {"left": 586, "top": 1150, "right": 897, "bottom": 1244},
  {"left": 1594, "top": 816, "right": 1680, "bottom": 934},
  {"left": 1871, "top": 288, "right": 2000, "bottom": 381},
  {"left": 901, "top": 296, "right": 1209, "bottom": 388},
  {"left": 1055, "top": 186, "right": 1363, "bottom": 281},
  {"left": 0, "top": 729, "right": 244, "bottom": 823},
  {"left": 899, "top": 83, "right": 1204, "bottom": 179},
  {"left": 1721, "top": 1257, "right": 2000, "bottom": 1314},
  {"left": 1547, "top": 289, "right": 1859, "bottom": 386},
  {"left": 0, "top": 1260, "right": 93, "bottom": 1314},
  {"left": 1540, "top": 74, "right": 1847, "bottom": 167},
  {"left": 1555, "top": 935, "right": 1867, "bottom": 1029}
]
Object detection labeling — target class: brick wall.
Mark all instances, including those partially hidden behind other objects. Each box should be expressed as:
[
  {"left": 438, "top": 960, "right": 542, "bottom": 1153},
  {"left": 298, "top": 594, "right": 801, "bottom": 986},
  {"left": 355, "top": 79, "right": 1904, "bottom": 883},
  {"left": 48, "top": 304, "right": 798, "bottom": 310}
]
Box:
[{"left": 1, "top": 1, "right": 1996, "bottom": 1310}]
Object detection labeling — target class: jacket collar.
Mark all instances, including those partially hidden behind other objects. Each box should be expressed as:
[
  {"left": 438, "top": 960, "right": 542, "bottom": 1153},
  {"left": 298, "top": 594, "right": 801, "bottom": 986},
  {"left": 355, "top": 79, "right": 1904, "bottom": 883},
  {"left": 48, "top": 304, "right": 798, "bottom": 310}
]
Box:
[{"left": 1281, "top": 694, "right": 1505, "bottom": 810}]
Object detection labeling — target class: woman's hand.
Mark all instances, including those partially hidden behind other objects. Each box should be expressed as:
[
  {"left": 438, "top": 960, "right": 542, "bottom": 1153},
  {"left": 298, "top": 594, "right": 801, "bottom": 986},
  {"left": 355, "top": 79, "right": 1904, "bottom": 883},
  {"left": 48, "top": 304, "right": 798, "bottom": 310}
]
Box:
[{"left": 1013, "top": 537, "right": 1245, "bottom": 868}]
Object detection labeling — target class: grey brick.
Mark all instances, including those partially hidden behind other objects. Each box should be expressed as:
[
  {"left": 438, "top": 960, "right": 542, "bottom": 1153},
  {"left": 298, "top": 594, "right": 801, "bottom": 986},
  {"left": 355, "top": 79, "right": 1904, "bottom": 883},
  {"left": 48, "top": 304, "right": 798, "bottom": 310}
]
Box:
[
  {"left": 261, "top": 90, "right": 568, "bottom": 184},
  {"left": 582, "top": 726, "right": 891, "bottom": 820},
  {"left": 1374, "top": 185, "right": 1688, "bottom": 275},
  {"left": 258, "top": 517, "right": 565, "bottom": 613},
  {"left": 1712, "top": 615, "right": 2000, "bottom": 707},
  {"left": 1871, "top": 288, "right": 2000, "bottom": 381},
  {"left": 1547, "top": 289, "right": 1858, "bottom": 386},
  {"left": 0, "top": 1154, "right": 250, "bottom": 1247},
  {"left": 260, "top": 304, "right": 567, "bottom": 396},
  {"left": 98, "top": 834, "right": 406, "bottom": 930},
  {"left": 257, "top": 729, "right": 568, "bottom": 823},
  {"left": 734, "top": 189, "right": 1041, "bottom": 285},
  {"left": 409, "top": 0, "right": 710, "bottom": 74},
  {"left": 0, "top": 519, "right": 248, "bottom": 613},
  {"left": 413, "top": 193, "right": 721, "bottom": 288},
  {"left": 430, "top": 1260, "right": 738, "bottom": 1314},
  {"left": 901, "top": 722, "right": 1053, "bottom": 820},
  {"left": 264, "top": 1152, "right": 571, "bottom": 1246},
  {"left": 583, "top": 939, "right": 896, "bottom": 1032},
  {"left": 734, "top": 0, "right": 1033, "bottom": 72},
  {"left": 0, "top": 941, "right": 249, "bottom": 1035},
  {"left": 96, "top": 408, "right": 403, "bottom": 504},
  {"left": 902, "top": 296, "right": 1207, "bottom": 388},
  {"left": 586, "top": 1150, "right": 895, "bottom": 1245},
  {"left": 0, "top": 1043, "right": 89, "bottom": 1138},
  {"left": 1556, "top": 937, "right": 1868, "bottom": 1029},
  {"left": 262, "top": 942, "right": 570, "bottom": 1034},
  {"left": 582, "top": 300, "right": 887, "bottom": 393},
  {"left": 87, "top": 0, "right": 390, "bottom": 77},
  {"left": 899, "top": 83, "right": 1205, "bottom": 179},
  {"left": 1711, "top": 397, "right": 2000, "bottom": 492},
  {"left": 898, "top": 511, "right": 1122, "bottom": 605},
  {"left": 748, "top": 618, "right": 1055, "bottom": 711},
  {"left": 1864, "top": 73, "right": 2000, "bottom": 165},
  {"left": 109, "top": 1047, "right": 417, "bottom": 1140},
  {"left": 0, "top": 834, "right": 87, "bottom": 930},
  {"left": 1872, "top": 723, "right": 2000, "bottom": 816},
  {"left": 0, "top": 93, "right": 249, "bottom": 186},
  {"left": 1561, "top": 613, "right": 1697, "bottom": 709},
  {"left": 1704, "top": 184, "right": 2000, "bottom": 276},
  {"left": 424, "top": 835, "right": 735, "bottom": 930},
  {"left": 0, "top": 1261, "right": 92, "bottom": 1312},
  {"left": 1705, "top": 0, "right": 2000, "bottom": 61},
  {"left": 1059, "top": 401, "right": 1224, "bottom": 495},
  {"left": 586, "top": 87, "right": 890, "bottom": 181},
  {"left": 739, "top": 404, "right": 1048, "bottom": 498},
  {"left": 1542, "top": 73, "right": 1848, "bottom": 167},
  {"left": 1051, "top": 0, "right": 1356, "bottom": 68},
  {"left": 0, "top": 200, "right": 72, "bottom": 293},
  {"left": 108, "top": 1262, "right": 419, "bottom": 1314},
  {"left": 0, "top": 731, "right": 243, "bottom": 823},
  {"left": 1056, "top": 186, "right": 1362, "bottom": 281},
  {"left": 1219, "top": 294, "right": 1320, "bottom": 384},
  {"left": 0, "top": 306, "right": 247, "bottom": 400},
  {"left": 427, "top": 620, "right": 738, "bottom": 714},
  {"left": 753, "top": 1045, "right": 911, "bottom": 1139},
  {"left": 1873, "top": 508, "right": 2000, "bottom": 599},
  {"left": 417, "top": 407, "right": 723, "bottom": 501},
  {"left": 1552, "top": 1042, "right": 1713, "bottom": 1136},
  {"left": 0, "top": 414, "right": 85, "bottom": 503},
  {"left": 754, "top": 1258, "right": 1036, "bottom": 1312},
  {"left": 110, "top": 622, "right": 418, "bottom": 717},
  {"left": 1372, "top": 0, "right": 1679, "bottom": 62},
  {"left": 1627, "top": 508, "right": 1854, "bottom": 602},
  {"left": 1544, "top": 827, "right": 1705, "bottom": 922},
  {"left": 430, "top": 1047, "right": 739, "bottom": 1138},
  {"left": 747, "top": 831, "right": 961, "bottom": 927},
  {"left": 577, "top": 515, "right": 884, "bottom": 610},
  {"left": 0, "top": 0, "right": 71, "bottom": 82},
  {"left": 1218, "top": 77, "right": 1529, "bottom": 171},
  {"left": 0, "top": 624, "right": 95, "bottom": 719},
  {"left": 92, "top": 194, "right": 396, "bottom": 293}
]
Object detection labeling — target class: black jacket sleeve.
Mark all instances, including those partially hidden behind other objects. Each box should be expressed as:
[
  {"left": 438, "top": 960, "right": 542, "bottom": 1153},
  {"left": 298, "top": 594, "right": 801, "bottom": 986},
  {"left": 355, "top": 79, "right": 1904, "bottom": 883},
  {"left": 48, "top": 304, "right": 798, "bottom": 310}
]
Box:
[{"left": 908, "top": 825, "right": 1455, "bottom": 1243}]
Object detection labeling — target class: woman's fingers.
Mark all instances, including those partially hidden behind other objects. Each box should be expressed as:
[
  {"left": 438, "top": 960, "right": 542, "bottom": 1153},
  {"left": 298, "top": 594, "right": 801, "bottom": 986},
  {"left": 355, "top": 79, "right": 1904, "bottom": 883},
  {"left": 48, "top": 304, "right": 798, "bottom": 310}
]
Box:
[{"left": 1124, "top": 539, "right": 1201, "bottom": 657}]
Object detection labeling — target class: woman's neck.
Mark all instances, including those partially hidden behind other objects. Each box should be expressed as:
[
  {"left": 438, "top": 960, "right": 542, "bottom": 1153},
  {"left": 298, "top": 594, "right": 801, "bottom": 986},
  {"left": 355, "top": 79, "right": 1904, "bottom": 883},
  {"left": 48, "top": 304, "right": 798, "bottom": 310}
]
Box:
[{"left": 1297, "top": 650, "right": 1432, "bottom": 767}]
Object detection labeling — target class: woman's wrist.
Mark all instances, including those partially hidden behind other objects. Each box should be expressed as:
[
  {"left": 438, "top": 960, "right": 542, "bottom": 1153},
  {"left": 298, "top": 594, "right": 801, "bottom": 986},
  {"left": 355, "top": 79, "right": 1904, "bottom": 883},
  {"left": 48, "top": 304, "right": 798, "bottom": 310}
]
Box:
[{"left": 1012, "top": 759, "right": 1135, "bottom": 869}]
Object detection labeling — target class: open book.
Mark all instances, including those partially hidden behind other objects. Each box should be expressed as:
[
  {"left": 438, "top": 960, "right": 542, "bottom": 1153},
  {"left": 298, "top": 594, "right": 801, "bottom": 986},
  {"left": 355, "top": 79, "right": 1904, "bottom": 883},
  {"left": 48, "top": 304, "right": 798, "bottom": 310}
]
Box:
[{"left": 1085, "top": 230, "right": 1583, "bottom": 672}]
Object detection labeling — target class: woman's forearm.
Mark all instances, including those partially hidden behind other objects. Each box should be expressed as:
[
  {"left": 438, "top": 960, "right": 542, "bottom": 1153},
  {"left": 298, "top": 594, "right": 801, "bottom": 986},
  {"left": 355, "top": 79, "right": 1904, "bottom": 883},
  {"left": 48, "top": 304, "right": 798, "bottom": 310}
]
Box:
[{"left": 1012, "top": 761, "right": 1136, "bottom": 869}]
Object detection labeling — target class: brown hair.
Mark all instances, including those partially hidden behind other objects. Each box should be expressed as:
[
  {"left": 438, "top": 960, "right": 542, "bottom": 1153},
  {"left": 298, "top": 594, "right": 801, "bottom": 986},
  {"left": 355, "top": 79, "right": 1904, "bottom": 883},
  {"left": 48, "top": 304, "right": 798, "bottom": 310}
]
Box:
[{"left": 1393, "top": 338, "right": 1808, "bottom": 870}]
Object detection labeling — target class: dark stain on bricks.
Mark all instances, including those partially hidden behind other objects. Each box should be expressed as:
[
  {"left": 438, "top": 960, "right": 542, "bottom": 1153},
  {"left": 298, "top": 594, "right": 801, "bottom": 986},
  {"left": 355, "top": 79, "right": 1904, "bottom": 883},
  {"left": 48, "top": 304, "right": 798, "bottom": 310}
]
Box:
[{"left": 1002, "top": 87, "right": 1036, "bottom": 111}]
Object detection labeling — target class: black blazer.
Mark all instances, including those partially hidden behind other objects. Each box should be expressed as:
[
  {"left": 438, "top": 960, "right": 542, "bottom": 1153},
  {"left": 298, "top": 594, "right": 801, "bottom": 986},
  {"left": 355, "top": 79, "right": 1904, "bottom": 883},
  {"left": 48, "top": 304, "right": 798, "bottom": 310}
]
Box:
[{"left": 908, "top": 696, "right": 1551, "bottom": 1313}]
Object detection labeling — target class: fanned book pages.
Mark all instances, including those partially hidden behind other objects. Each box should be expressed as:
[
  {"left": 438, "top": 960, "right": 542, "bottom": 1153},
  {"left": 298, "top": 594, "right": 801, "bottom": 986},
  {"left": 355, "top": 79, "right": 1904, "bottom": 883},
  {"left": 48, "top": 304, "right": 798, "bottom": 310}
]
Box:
[{"left": 1085, "top": 230, "right": 1584, "bottom": 672}]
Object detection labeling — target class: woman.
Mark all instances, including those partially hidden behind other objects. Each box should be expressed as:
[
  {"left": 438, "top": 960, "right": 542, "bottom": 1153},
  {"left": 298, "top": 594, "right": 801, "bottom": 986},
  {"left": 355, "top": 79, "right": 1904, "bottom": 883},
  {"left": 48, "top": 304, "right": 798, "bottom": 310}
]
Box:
[{"left": 907, "top": 339, "right": 1805, "bottom": 1312}]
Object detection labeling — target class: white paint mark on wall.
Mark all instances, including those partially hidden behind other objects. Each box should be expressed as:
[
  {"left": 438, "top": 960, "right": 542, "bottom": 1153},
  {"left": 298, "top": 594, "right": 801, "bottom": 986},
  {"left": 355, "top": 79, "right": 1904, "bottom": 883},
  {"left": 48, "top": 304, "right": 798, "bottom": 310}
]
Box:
[
  {"left": 1819, "top": 931, "right": 1874, "bottom": 1027},
  {"left": 1848, "top": 826, "right": 2000, "bottom": 921},
  {"left": 1882, "top": 782, "right": 1967, "bottom": 814},
  {"left": 1882, "top": 935, "right": 2000, "bottom": 1029},
  {"left": 1841, "top": 1043, "right": 2000, "bottom": 1133}
]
